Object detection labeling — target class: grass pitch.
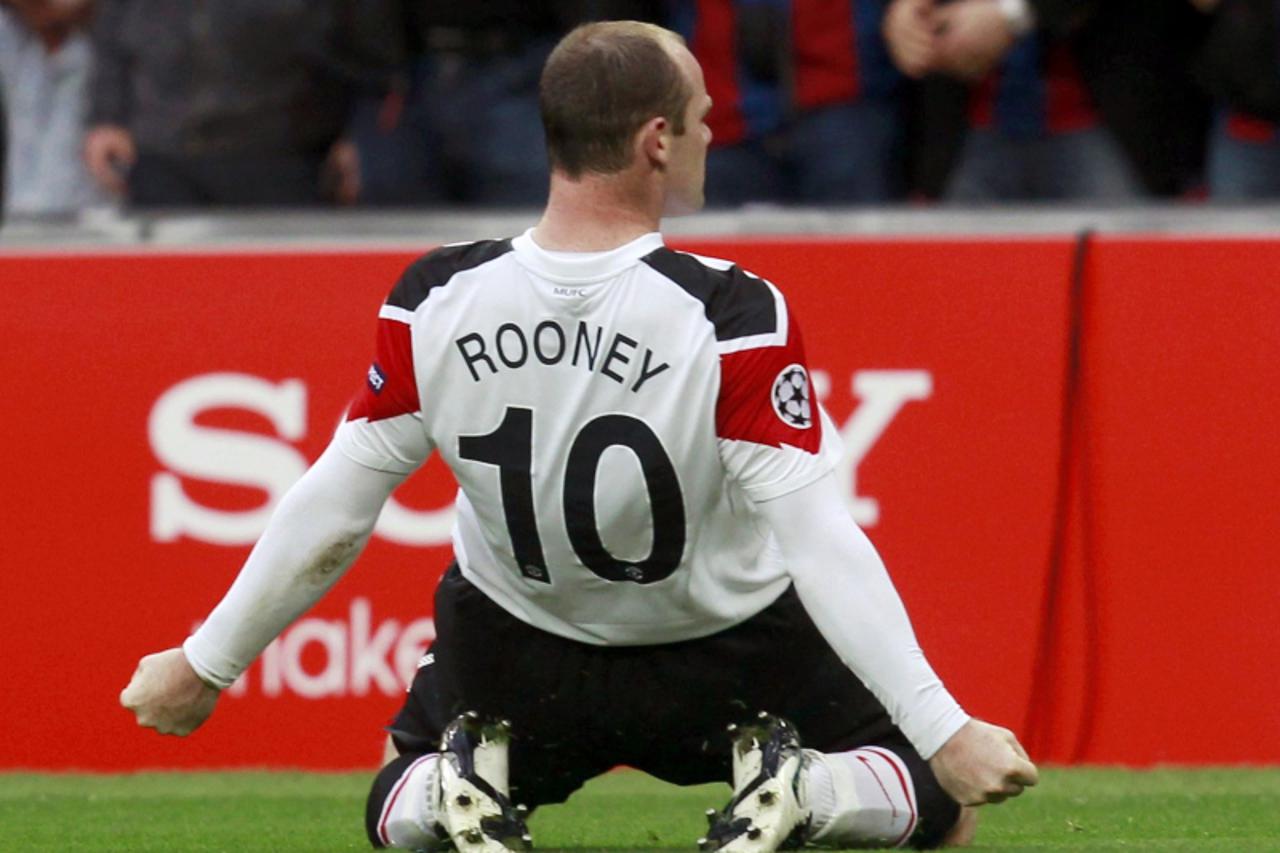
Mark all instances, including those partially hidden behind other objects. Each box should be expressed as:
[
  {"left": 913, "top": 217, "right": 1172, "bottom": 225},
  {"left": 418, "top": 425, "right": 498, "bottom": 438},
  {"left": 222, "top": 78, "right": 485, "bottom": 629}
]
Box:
[{"left": 3, "top": 767, "right": 1279, "bottom": 851}]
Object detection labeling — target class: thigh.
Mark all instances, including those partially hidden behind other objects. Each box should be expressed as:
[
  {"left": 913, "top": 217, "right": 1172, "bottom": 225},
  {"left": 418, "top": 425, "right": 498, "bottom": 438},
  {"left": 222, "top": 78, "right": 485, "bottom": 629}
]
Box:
[
  {"left": 944, "top": 129, "right": 1031, "bottom": 202},
  {"left": 622, "top": 586, "right": 894, "bottom": 788},
  {"left": 1037, "top": 128, "right": 1145, "bottom": 201},
  {"left": 128, "top": 151, "right": 206, "bottom": 207},
  {"left": 789, "top": 100, "right": 906, "bottom": 203},
  {"left": 768, "top": 587, "right": 899, "bottom": 753},
  {"left": 1207, "top": 114, "right": 1280, "bottom": 201},
  {"left": 438, "top": 43, "right": 552, "bottom": 207},
  {"left": 387, "top": 566, "right": 615, "bottom": 807},
  {"left": 349, "top": 84, "right": 446, "bottom": 206},
  {"left": 463, "top": 92, "right": 549, "bottom": 207},
  {"left": 197, "top": 154, "right": 324, "bottom": 206},
  {"left": 625, "top": 587, "right": 961, "bottom": 846},
  {"left": 704, "top": 140, "right": 786, "bottom": 207}
]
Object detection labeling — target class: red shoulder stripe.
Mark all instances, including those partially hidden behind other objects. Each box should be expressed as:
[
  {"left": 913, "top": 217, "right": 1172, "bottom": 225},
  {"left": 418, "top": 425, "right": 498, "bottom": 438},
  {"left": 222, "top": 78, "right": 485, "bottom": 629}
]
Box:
[
  {"left": 347, "top": 317, "right": 420, "bottom": 423},
  {"left": 716, "top": 319, "right": 821, "bottom": 453}
]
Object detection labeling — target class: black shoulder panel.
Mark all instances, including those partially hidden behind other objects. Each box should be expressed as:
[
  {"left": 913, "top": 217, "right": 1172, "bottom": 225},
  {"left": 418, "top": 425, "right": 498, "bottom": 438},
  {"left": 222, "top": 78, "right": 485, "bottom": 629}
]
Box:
[
  {"left": 641, "top": 247, "right": 778, "bottom": 341},
  {"left": 386, "top": 238, "right": 515, "bottom": 311}
]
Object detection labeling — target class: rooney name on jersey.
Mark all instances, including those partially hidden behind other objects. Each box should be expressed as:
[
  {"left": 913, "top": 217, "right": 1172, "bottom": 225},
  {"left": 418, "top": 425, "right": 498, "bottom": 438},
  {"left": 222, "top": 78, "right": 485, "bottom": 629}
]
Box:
[{"left": 454, "top": 320, "right": 671, "bottom": 391}]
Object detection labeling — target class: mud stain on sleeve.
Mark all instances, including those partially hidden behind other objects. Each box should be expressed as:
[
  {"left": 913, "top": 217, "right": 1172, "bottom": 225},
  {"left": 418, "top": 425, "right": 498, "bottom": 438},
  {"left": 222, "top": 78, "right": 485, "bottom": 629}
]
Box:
[{"left": 301, "top": 535, "right": 363, "bottom": 587}]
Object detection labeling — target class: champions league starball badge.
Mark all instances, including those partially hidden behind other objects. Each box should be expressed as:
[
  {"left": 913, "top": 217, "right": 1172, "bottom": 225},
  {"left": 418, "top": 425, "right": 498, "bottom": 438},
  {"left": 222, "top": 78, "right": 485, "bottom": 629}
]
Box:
[{"left": 771, "top": 364, "right": 812, "bottom": 429}]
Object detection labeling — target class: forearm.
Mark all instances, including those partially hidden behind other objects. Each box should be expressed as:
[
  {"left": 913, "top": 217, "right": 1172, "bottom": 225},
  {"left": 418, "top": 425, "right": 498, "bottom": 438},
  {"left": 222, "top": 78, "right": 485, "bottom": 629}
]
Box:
[
  {"left": 758, "top": 474, "right": 969, "bottom": 759},
  {"left": 183, "top": 442, "right": 404, "bottom": 689}
]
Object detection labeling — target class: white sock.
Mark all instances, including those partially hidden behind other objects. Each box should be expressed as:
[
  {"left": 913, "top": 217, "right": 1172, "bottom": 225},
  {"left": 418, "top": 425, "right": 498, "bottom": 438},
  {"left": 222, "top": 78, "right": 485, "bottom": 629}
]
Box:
[
  {"left": 374, "top": 753, "right": 443, "bottom": 849},
  {"left": 803, "top": 746, "right": 919, "bottom": 848}
]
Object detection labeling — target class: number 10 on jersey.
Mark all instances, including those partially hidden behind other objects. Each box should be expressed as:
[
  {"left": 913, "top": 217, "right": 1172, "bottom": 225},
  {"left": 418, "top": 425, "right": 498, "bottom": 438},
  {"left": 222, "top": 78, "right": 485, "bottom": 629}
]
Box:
[{"left": 458, "top": 406, "right": 686, "bottom": 586}]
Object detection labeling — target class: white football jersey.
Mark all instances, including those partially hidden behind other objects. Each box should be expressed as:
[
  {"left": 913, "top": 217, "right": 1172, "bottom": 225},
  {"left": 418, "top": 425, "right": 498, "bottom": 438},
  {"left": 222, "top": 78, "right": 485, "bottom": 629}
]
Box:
[{"left": 338, "top": 230, "right": 841, "bottom": 645}]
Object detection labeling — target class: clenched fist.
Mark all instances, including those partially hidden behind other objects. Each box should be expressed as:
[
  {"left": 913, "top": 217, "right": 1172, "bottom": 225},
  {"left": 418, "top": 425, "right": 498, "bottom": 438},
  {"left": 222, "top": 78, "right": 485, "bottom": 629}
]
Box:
[
  {"left": 929, "top": 719, "right": 1039, "bottom": 805},
  {"left": 120, "top": 648, "right": 220, "bottom": 736}
]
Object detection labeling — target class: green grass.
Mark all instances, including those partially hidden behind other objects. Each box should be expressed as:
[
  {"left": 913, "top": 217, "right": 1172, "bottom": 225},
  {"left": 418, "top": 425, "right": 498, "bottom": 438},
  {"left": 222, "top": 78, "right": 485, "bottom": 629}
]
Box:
[{"left": 3, "top": 768, "right": 1279, "bottom": 851}]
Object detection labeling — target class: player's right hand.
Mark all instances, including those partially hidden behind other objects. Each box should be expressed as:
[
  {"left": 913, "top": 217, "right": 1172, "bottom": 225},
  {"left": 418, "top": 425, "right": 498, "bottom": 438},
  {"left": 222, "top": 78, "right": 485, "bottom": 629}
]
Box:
[
  {"left": 120, "top": 647, "right": 220, "bottom": 736},
  {"left": 928, "top": 718, "right": 1039, "bottom": 806},
  {"left": 83, "top": 125, "right": 136, "bottom": 196}
]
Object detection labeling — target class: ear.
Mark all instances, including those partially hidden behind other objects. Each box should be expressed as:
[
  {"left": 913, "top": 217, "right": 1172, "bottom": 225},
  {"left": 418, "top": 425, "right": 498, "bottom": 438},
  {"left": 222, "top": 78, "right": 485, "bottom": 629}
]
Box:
[{"left": 639, "top": 116, "right": 671, "bottom": 169}]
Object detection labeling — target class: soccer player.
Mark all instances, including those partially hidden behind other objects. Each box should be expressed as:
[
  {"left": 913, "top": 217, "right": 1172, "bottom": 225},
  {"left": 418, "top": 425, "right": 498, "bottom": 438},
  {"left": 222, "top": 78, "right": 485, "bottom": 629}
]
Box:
[{"left": 121, "top": 20, "right": 1038, "bottom": 851}]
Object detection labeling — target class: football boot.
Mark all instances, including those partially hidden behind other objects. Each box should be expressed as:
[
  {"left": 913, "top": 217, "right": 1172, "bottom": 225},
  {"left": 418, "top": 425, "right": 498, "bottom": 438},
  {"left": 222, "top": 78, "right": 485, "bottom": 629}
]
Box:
[
  {"left": 698, "top": 712, "right": 811, "bottom": 853},
  {"left": 435, "top": 712, "right": 532, "bottom": 852}
]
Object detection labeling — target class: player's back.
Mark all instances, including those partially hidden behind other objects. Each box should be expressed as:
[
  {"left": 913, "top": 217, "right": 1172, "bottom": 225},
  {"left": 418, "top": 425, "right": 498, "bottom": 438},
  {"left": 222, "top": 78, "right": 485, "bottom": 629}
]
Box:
[{"left": 340, "top": 230, "right": 836, "bottom": 646}]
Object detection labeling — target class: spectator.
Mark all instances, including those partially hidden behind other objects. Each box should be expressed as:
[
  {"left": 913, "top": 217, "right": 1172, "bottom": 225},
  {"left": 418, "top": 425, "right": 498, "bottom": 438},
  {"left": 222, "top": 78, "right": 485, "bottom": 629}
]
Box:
[
  {"left": 885, "top": 0, "right": 1209, "bottom": 201},
  {"left": 673, "top": 0, "right": 907, "bottom": 206},
  {"left": 1194, "top": 0, "right": 1280, "bottom": 198},
  {"left": 84, "top": 0, "right": 402, "bottom": 208},
  {"left": 353, "top": 1, "right": 664, "bottom": 207},
  {"left": 0, "top": 0, "right": 106, "bottom": 218}
]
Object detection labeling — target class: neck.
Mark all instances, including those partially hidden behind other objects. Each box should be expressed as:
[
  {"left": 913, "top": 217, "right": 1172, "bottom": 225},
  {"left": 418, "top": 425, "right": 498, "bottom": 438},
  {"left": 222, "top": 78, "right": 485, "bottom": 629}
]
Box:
[{"left": 533, "top": 170, "right": 662, "bottom": 252}]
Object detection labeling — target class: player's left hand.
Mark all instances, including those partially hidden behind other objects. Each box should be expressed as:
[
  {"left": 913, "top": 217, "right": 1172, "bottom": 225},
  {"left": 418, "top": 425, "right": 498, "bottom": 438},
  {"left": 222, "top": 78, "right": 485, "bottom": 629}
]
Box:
[
  {"left": 928, "top": 718, "right": 1039, "bottom": 806},
  {"left": 120, "top": 648, "right": 220, "bottom": 736}
]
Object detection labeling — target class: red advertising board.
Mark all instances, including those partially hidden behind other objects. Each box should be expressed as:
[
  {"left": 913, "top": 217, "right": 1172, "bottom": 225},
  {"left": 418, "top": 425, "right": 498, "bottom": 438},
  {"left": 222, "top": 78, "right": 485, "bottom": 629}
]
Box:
[
  {"left": 1, "top": 236, "right": 1276, "bottom": 770},
  {"left": 1039, "top": 238, "right": 1280, "bottom": 764}
]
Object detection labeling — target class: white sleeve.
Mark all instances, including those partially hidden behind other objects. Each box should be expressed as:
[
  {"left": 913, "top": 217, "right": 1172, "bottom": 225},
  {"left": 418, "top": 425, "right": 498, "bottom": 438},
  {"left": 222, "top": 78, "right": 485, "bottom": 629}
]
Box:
[
  {"left": 719, "top": 404, "right": 842, "bottom": 502},
  {"left": 336, "top": 412, "right": 432, "bottom": 475},
  {"left": 182, "top": 441, "right": 408, "bottom": 689},
  {"left": 757, "top": 473, "right": 970, "bottom": 759}
]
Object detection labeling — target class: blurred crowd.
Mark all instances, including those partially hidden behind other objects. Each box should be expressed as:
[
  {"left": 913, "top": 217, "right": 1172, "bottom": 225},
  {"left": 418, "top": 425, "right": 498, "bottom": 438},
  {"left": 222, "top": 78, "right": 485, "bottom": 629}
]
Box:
[{"left": 3, "top": 0, "right": 1280, "bottom": 219}]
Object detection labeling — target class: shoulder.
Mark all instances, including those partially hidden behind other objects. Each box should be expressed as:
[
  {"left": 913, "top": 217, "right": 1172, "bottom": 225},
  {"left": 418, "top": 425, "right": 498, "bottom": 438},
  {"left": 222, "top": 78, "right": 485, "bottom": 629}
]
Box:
[
  {"left": 387, "top": 238, "right": 515, "bottom": 311},
  {"left": 640, "top": 246, "right": 786, "bottom": 346}
]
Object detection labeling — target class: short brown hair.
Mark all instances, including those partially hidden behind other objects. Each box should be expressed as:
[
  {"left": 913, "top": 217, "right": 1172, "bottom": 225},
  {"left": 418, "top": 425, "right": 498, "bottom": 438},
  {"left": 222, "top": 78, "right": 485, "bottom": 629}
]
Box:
[{"left": 540, "top": 22, "right": 692, "bottom": 178}]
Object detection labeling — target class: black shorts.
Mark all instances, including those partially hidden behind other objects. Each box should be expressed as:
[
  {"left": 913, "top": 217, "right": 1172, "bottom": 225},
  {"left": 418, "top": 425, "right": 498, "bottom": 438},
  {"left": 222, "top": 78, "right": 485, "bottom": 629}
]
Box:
[{"left": 387, "top": 565, "right": 959, "bottom": 848}]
